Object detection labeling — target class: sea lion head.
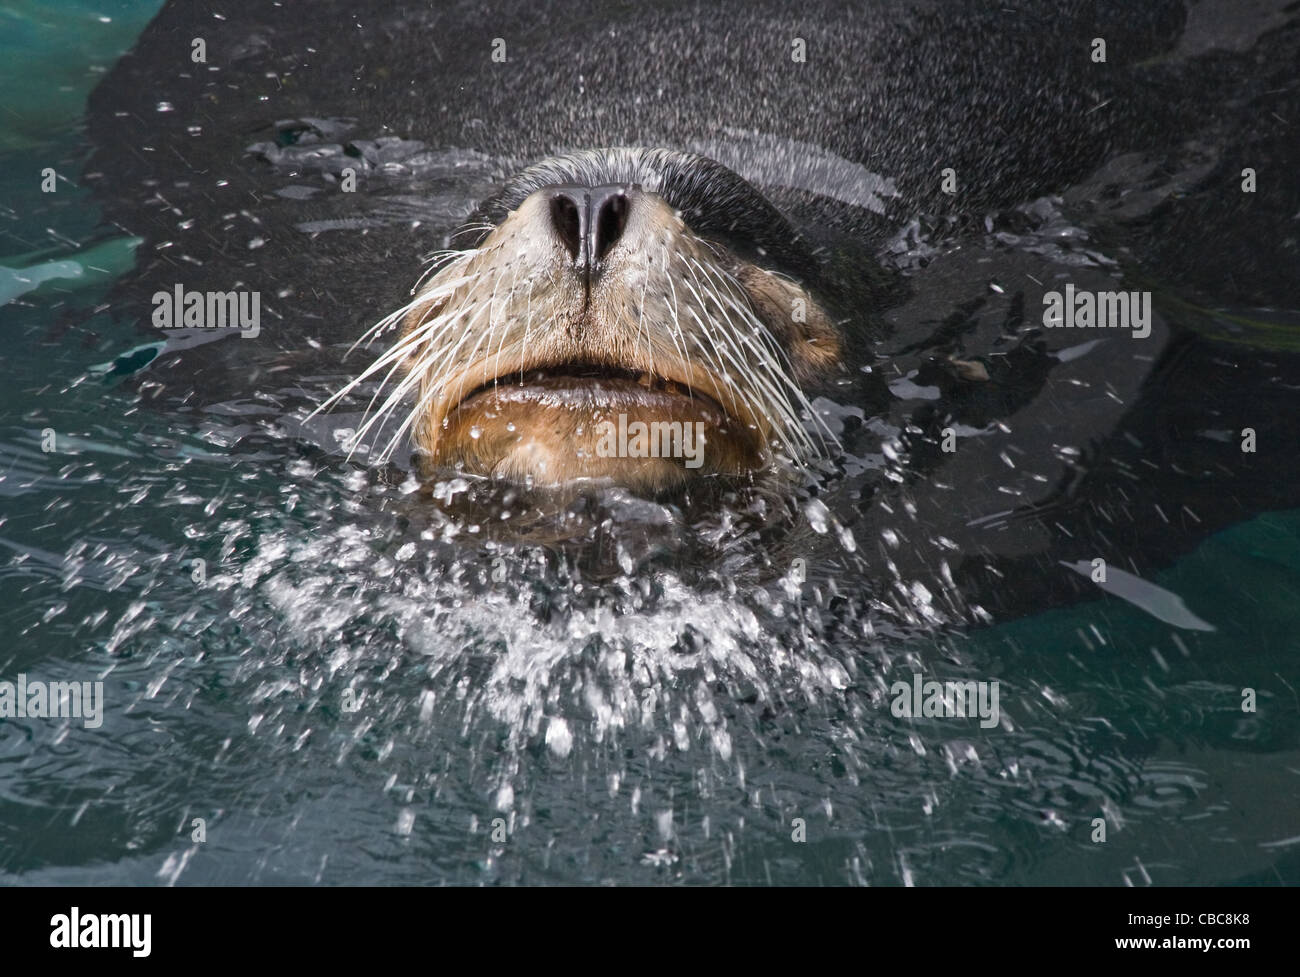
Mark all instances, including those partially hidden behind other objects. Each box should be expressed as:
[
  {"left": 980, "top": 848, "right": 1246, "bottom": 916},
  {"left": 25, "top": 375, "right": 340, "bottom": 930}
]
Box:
[{"left": 338, "top": 148, "right": 843, "bottom": 494}]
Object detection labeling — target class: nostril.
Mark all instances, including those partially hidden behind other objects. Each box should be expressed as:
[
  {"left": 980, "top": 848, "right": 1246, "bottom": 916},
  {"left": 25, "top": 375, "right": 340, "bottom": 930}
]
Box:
[
  {"left": 544, "top": 184, "right": 633, "bottom": 272},
  {"left": 549, "top": 191, "right": 583, "bottom": 261},
  {"left": 592, "top": 191, "right": 629, "bottom": 264}
]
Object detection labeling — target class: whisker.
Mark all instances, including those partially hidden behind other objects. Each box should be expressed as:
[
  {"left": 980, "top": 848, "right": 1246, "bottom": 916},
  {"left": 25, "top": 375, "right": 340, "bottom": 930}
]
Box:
[
  {"left": 356, "top": 302, "right": 493, "bottom": 463},
  {"left": 688, "top": 257, "right": 839, "bottom": 455},
  {"left": 309, "top": 295, "right": 470, "bottom": 421},
  {"left": 447, "top": 222, "right": 495, "bottom": 242},
  {"left": 344, "top": 264, "right": 477, "bottom": 358},
  {"left": 518, "top": 275, "right": 536, "bottom": 383},
  {"left": 676, "top": 261, "right": 806, "bottom": 457},
  {"left": 340, "top": 303, "right": 485, "bottom": 458},
  {"left": 346, "top": 301, "right": 485, "bottom": 445}
]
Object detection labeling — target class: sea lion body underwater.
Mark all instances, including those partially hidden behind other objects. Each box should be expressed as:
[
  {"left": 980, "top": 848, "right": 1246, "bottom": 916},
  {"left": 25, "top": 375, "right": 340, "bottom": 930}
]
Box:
[{"left": 83, "top": 0, "right": 1300, "bottom": 622}]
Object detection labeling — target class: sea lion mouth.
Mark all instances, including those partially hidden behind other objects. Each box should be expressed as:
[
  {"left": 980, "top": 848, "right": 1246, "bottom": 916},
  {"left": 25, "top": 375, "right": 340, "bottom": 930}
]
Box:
[
  {"left": 436, "top": 357, "right": 765, "bottom": 490},
  {"left": 452, "top": 363, "right": 726, "bottom": 417}
]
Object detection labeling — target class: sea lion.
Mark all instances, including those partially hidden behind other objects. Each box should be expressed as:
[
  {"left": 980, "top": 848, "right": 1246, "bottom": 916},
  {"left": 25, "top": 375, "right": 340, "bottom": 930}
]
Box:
[{"left": 80, "top": 0, "right": 1300, "bottom": 617}]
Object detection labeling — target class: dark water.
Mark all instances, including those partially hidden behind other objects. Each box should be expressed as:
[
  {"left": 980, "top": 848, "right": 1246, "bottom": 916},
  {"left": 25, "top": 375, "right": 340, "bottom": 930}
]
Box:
[{"left": 2, "top": 0, "right": 1299, "bottom": 885}]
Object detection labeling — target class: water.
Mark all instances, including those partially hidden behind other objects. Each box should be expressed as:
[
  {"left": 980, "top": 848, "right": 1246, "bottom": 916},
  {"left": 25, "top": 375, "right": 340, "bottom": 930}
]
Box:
[{"left": 2, "top": 0, "right": 1298, "bottom": 885}]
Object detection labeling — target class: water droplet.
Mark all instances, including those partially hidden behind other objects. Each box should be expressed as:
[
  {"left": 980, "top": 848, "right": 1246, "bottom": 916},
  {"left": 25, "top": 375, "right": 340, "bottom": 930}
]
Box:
[
  {"left": 395, "top": 808, "right": 415, "bottom": 835},
  {"left": 545, "top": 717, "right": 573, "bottom": 757},
  {"left": 804, "top": 498, "right": 831, "bottom": 534}
]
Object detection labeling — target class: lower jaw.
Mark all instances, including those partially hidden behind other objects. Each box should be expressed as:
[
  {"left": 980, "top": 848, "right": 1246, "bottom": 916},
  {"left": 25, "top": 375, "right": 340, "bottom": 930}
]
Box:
[
  {"left": 450, "top": 448, "right": 719, "bottom": 492},
  {"left": 424, "top": 387, "right": 766, "bottom": 490}
]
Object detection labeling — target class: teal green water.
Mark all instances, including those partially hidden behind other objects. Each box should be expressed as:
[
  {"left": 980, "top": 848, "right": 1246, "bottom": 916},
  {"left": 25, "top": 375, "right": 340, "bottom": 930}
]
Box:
[
  {"left": 0, "top": 1, "right": 160, "bottom": 151},
  {"left": 0, "top": 1, "right": 158, "bottom": 297},
  {"left": 1, "top": 2, "right": 1297, "bottom": 885}
]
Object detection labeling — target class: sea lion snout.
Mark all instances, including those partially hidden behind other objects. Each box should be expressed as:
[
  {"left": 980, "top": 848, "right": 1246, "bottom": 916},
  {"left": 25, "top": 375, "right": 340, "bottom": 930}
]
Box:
[{"left": 326, "top": 148, "right": 845, "bottom": 492}]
